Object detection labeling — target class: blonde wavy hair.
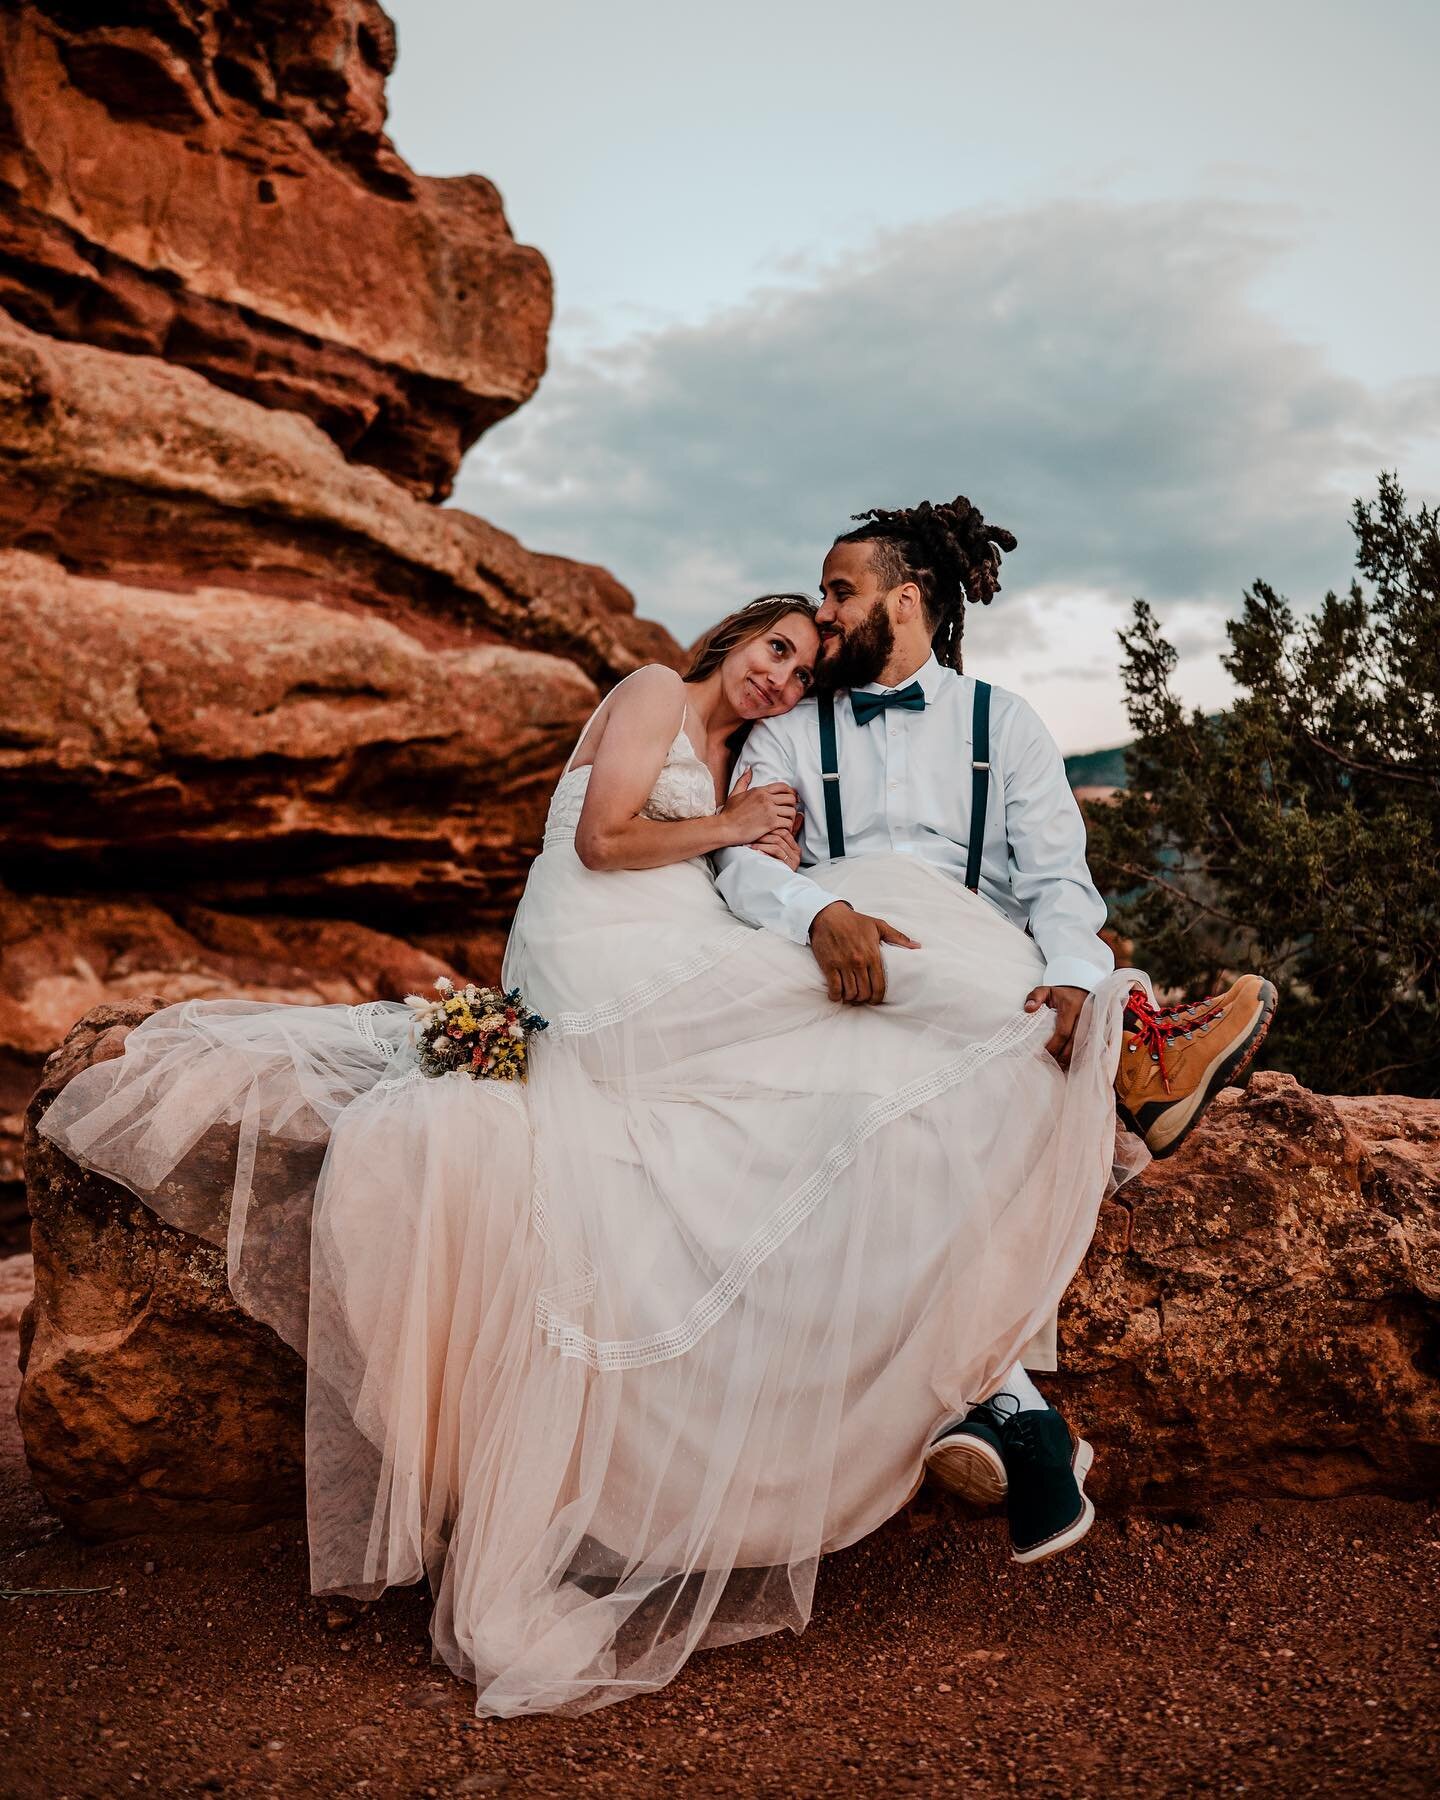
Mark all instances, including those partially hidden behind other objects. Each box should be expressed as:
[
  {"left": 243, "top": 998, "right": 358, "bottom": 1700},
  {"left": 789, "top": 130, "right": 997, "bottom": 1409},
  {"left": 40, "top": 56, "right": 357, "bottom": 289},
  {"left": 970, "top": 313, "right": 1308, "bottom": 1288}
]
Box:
[{"left": 683, "top": 594, "right": 819, "bottom": 684}]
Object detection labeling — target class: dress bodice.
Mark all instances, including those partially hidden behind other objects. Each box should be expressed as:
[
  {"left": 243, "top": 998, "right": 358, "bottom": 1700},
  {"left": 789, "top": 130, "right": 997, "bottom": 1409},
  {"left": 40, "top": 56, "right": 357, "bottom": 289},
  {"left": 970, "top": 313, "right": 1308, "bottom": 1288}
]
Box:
[{"left": 543, "top": 720, "right": 718, "bottom": 849}]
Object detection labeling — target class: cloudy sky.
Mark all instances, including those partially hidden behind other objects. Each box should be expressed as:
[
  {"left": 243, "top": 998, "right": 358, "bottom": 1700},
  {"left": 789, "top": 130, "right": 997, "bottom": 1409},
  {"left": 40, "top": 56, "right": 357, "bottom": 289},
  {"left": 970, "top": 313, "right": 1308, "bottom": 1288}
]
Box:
[{"left": 383, "top": 0, "right": 1439, "bottom": 751}]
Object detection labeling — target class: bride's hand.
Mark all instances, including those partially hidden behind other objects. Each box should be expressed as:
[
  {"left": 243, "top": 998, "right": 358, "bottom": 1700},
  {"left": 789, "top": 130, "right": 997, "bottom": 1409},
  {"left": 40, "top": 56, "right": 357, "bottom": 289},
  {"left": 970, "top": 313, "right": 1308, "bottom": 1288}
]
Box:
[
  {"left": 720, "top": 769, "right": 798, "bottom": 846},
  {"left": 754, "top": 827, "right": 802, "bottom": 871}
]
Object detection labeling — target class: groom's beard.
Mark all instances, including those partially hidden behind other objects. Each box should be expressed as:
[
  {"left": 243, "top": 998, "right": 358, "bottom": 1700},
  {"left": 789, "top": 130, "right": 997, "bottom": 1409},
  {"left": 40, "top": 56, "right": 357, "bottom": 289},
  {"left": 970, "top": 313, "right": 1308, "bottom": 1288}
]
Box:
[{"left": 817, "top": 598, "right": 895, "bottom": 692}]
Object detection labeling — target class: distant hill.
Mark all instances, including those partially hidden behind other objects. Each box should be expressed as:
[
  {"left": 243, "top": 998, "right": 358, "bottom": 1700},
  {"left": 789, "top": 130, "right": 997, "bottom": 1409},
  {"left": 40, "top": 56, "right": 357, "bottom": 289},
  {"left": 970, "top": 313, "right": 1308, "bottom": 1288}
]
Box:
[{"left": 1064, "top": 742, "right": 1129, "bottom": 789}]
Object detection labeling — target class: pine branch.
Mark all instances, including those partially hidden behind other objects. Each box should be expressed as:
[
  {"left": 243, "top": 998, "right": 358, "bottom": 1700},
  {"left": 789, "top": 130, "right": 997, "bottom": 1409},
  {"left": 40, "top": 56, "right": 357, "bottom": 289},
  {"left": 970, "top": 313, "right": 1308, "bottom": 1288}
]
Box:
[{"left": 1298, "top": 727, "right": 1440, "bottom": 789}]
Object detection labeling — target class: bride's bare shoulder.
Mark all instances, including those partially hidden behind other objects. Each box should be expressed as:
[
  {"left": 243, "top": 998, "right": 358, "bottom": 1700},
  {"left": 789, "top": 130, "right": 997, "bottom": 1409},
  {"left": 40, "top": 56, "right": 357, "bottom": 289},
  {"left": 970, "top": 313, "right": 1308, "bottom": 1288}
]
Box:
[
  {"left": 605, "top": 663, "right": 688, "bottom": 725},
  {"left": 620, "top": 662, "right": 687, "bottom": 694}
]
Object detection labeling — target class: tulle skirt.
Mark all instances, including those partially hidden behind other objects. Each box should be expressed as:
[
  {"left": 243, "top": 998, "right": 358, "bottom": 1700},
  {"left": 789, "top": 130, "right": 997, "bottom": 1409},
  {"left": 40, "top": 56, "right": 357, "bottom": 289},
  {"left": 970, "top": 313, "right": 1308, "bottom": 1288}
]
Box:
[{"left": 38, "top": 842, "right": 1147, "bottom": 1716}]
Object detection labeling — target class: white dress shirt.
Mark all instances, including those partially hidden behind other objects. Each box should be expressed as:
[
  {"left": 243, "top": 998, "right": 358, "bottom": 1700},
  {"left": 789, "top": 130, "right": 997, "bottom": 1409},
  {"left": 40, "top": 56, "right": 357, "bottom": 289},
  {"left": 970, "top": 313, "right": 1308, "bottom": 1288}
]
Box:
[{"left": 712, "top": 654, "right": 1113, "bottom": 992}]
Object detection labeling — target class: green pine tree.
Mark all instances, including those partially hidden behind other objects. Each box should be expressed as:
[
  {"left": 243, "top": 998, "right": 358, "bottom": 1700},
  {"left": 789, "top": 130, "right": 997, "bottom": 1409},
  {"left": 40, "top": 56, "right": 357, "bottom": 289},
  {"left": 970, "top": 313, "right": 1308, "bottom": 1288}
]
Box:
[{"left": 1086, "top": 473, "right": 1439, "bottom": 1096}]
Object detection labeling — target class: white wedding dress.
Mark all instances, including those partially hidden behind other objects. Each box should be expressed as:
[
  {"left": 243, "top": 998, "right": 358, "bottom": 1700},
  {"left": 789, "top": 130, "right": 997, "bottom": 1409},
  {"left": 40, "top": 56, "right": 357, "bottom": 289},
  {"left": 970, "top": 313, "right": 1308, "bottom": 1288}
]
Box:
[{"left": 38, "top": 684, "right": 1147, "bottom": 1717}]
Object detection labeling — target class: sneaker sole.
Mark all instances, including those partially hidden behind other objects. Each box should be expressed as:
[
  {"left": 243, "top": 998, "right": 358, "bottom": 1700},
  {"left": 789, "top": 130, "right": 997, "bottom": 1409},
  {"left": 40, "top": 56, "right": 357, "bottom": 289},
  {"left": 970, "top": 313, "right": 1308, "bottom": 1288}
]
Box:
[
  {"left": 1011, "top": 1439, "right": 1095, "bottom": 1565},
  {"left": 929, "top": 1420, "right": 1091, "bottom": 1509},
  {"left": 926, "top": 1433, "right": 1008, "bottom": 1505},
  {"left": 1131, "top": 980, "right": 1278, "bottom": 1161}
]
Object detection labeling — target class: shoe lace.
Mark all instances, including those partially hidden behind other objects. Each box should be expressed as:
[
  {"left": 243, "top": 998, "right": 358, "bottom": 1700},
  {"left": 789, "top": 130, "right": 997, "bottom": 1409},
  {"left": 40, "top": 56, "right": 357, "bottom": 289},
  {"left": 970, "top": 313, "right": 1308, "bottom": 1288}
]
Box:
[
  {"left": 1003, "top": 1410, "right": 1046, "bottom": 1467},
  {"left": 1124, "top": 987, "right": 1225, "bottom": 1096},
  {"left": 974, "top": 1390, "right": 1023, "bottom": 1431}
]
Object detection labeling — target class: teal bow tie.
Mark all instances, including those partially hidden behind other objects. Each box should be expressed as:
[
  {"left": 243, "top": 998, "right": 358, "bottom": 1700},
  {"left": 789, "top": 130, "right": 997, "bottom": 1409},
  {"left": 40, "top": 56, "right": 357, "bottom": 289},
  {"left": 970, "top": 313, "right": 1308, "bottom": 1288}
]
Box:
[{"left": 850, "top": 681, "right": 926, "bottom": 727}]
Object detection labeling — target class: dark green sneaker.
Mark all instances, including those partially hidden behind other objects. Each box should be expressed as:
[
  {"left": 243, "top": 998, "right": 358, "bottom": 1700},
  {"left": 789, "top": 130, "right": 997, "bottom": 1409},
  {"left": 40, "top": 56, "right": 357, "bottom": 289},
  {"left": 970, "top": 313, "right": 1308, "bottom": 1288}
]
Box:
[
  {"left": 925, "top": 1393, "right": 1020, "bottom": 1504},
  {"left": 1001, "top": 1406, "right": 1095, "bottom": 1564}
]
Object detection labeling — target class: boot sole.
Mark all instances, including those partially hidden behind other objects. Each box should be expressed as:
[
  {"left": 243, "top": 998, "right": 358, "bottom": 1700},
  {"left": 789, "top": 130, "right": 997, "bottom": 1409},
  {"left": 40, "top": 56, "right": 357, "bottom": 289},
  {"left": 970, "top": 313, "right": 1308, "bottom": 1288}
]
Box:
[
  {"left": 1125, "top": 980, "right": 1278, "bottom": 1161},
  {"left": 1012, "top": 1439, "right": 1095, "bottom": 1564},
  {"left": 927, "top": 1433, "right": 1008, "bottom": 1505}
]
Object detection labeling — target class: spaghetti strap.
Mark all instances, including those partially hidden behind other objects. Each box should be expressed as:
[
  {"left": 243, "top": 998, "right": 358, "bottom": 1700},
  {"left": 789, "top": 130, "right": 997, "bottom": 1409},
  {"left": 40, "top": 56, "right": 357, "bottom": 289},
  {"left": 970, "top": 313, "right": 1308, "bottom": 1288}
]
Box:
[
  {"left": 561, "top": 666, "right": 688, "bottom": 777},
  {"left": 561, "top": 668, "right": 643, "bottom": 778}
]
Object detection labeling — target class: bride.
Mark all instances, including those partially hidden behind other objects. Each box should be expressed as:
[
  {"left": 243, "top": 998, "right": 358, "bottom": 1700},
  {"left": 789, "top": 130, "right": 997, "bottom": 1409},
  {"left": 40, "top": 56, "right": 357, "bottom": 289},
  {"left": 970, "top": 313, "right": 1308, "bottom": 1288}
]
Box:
[{"left": 37, "top": 593, "right": 1139, "bottom": 1718}]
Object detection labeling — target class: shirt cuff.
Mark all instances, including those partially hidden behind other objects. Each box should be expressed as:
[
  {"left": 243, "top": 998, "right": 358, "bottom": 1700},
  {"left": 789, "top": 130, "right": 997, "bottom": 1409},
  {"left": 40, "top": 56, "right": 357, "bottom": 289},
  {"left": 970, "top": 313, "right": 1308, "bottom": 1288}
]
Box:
[
  {"left": 788, "top": 886, "right": 844, "bottom": 945},
  {"left": 1041, "top": 953, "right": 1112, "bottom": 993}
]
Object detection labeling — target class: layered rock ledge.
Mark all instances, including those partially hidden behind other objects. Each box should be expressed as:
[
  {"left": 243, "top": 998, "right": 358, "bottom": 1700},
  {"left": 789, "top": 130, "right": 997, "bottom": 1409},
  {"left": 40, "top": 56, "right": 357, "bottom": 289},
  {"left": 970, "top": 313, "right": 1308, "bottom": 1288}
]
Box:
[
  {"left": 0, "top": 3, "right": 683, "bottom": 1238},
  {"left": 16, "top": 1002, "right": 1440, "bottom": 1536},
  {"left": 0, "top": 0, "right": 547, "bottom": 498}
]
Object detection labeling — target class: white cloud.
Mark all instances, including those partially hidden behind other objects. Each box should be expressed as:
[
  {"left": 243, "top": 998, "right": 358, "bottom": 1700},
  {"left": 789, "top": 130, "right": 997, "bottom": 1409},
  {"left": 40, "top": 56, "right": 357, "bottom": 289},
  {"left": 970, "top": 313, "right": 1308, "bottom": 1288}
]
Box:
[{"left": 454, "top": 196, "right": 1440, "bottom": 747}]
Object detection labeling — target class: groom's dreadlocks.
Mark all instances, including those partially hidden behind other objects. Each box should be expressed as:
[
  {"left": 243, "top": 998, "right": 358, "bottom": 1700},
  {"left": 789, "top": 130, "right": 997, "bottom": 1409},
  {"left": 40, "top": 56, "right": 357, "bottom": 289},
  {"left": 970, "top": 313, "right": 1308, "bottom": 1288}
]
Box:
[{"left": 835, "top": 496, "right": 1017, "bottom": 670}]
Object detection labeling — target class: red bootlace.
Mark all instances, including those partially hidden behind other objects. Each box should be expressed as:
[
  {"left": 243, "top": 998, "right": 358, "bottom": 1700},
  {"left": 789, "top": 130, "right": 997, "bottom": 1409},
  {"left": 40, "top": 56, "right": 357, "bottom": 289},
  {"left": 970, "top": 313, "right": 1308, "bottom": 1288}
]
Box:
[{"left": 1125, "top": 988, "right": 1224, "bottom": 1096}]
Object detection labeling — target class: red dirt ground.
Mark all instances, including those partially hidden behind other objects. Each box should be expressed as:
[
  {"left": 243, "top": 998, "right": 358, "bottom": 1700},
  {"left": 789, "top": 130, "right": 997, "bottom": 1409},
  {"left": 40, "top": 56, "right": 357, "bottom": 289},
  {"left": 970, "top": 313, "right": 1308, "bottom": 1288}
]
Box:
[{"left": 3, "top": 1256, "right": 1438, "bottom": 1799}]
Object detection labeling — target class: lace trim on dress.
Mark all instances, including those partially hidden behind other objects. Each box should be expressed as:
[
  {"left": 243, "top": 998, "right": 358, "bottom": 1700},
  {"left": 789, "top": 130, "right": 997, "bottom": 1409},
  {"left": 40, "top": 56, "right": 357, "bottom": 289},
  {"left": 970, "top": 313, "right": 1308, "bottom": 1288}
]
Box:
[
  {"left": 551, "top": 923, "right": 754, "bottom": 1037},
  {"left": 530, "top": 1138, "right": 599, "bottom": 1319},
  {"left": 532, "top": 1003, "right": 1052, "bottom": 1370},
  {"left": 348, "top": 1001, "right": 392, "bottom": 1055},
  {"left": 374, "top": 1067, "right": 422, "bottom": 1092}
]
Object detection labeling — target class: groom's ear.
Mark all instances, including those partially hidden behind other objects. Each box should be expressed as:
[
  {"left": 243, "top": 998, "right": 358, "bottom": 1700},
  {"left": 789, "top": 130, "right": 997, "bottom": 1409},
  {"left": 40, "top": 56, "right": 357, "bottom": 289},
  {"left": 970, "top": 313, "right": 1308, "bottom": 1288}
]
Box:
[{"left": 894, "top": 579, "right": 925, "bottom": 622}]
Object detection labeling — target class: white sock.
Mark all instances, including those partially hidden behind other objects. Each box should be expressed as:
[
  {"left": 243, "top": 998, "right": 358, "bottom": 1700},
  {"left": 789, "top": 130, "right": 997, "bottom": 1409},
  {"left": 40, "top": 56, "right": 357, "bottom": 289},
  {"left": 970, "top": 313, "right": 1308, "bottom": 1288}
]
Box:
[{"left": 987, "top": 1361, "right": 1048, "bottom": 1414}]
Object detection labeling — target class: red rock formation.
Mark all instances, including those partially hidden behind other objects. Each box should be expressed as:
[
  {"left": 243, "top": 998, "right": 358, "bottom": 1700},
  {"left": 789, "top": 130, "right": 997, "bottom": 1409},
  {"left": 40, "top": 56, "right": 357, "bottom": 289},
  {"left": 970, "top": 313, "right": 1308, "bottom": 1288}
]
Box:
[
  {"left": 0, "top": 258, "right": 668, "bottom": 687},
  {"left": 17, "top": 1011, "right": 1440, "bottom": 1535},
  {"left": 1053, "top": 1076, "right": 1440, "bottom": 1503},
  {"left": 20, "top": 1005, "right": 307, "bottom": 1530},
  {"left": 0, "top": 0, "right": 548, "bottom": 498},
  {"left": 0, "top": 6, "right": 683, "bottom": 1238}
]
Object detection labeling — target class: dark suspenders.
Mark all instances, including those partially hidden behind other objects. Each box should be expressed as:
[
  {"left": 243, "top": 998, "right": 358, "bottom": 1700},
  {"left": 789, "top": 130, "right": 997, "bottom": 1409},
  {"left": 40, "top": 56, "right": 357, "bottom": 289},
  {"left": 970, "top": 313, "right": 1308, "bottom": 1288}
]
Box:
[
  {"left": 816, "top": 691, "right": 846, "bottom": 858},
  {"left": 816, "top": 679, "right": 992, "bottom": 890},
  {"left": 963, "top": 679, "right": 991, "bottom": 892}
]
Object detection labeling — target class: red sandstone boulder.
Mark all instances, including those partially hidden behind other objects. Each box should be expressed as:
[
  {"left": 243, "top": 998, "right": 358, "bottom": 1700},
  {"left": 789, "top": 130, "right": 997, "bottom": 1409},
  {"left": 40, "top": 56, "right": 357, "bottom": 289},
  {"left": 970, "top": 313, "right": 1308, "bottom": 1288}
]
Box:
[
  {"left": 0, "top": 315, "right": 678, "bottom": 1213},
  {"left": 0, "top": 542, "right": 602, "bottom": 912},
  {"left": 19, "top": 1000, "right": 307, "bottom": 1533},
  {"left": 0, "top": 313, "right": 673, "bottom": 687},
  {"left": 0, "top": 0, "right": 683, "bottom": 1231},
  {"left": 0, "top": 1, "right": 548, "bottom": 497},
  {"left": 15, "top": 1007, "right": 1440, "bottom": 1536},
  {"left": 1052, "top": 1076, "right": 1440, "bottom": 1504},
  {"left": 0, "top": 890, "right": 509, "bottom": 1254}
]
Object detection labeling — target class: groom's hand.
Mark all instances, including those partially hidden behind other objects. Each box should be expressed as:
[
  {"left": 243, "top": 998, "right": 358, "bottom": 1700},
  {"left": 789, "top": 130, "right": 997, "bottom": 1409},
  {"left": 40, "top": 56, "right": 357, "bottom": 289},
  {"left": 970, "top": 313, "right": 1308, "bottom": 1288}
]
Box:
[
  {"left": 809, "top": 901, "right": 920, "bottom": 1005},
  {"left": 1023, "top": 984, "right": 1088, "bottom": 1068}
]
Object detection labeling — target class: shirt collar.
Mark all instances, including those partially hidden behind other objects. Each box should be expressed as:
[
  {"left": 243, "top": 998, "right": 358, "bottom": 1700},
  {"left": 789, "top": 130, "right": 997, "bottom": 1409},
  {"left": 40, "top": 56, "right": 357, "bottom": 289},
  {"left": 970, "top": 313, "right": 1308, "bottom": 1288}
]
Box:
[{"left": 852, "top": 652, "right": 946, "bottom": 703}]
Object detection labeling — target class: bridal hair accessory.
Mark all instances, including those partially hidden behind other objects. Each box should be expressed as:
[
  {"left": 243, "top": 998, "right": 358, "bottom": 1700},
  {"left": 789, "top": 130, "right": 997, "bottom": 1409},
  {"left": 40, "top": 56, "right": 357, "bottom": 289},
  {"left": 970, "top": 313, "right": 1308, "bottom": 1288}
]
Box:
[{"left": 403, "top": 976, "right": 548, "bottom": 1082}]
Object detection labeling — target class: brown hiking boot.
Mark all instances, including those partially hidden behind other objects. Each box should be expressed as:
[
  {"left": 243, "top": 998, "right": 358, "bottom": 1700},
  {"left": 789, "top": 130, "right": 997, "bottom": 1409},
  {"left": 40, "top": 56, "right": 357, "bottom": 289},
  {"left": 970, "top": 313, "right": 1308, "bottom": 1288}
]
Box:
[{"left": 1114, "top": 975, "right": 1278, "bottom": 1159}]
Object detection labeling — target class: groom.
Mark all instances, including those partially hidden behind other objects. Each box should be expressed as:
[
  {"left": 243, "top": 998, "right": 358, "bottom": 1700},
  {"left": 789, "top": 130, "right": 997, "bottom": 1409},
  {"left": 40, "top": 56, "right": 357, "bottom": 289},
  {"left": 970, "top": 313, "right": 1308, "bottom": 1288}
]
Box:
[{"left": 713, "top": 494, "right": 1275, "bottom": 1565}]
